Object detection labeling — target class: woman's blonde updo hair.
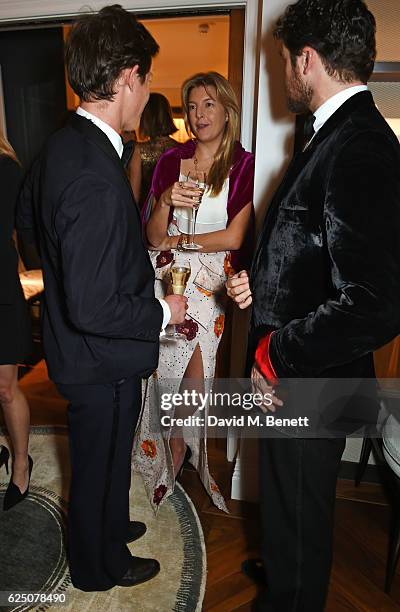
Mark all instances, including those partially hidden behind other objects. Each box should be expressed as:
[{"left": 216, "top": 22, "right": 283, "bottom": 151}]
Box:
[{"left": 181, "top": 71, "right": 239, "bottom": 196}]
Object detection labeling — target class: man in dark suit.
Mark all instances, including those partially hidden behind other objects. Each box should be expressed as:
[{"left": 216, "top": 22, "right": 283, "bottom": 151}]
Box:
[
  {"left": 227, "top": 0, "right": 400, "bottom": 609},
  {"left": 17, "top": 5, "right": 186, "bottom": 592}
]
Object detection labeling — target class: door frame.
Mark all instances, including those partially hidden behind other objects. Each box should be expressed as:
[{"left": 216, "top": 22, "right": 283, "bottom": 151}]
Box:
[{"left": 0, "top": 0, "right": 260, "bottom": 152}]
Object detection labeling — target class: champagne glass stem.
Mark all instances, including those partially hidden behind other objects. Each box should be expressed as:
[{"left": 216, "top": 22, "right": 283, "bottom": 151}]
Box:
[
  {"left": 173, "top": 312, "right": 178, "bottom": 338},
  {"left": 191, "top": 207, "right": 198, "bottom": 246},
  {"left": 172, "top": 285, "right": 183, "bottom": 337}
]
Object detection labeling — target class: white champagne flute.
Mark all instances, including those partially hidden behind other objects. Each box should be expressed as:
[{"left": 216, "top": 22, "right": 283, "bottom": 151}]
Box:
[{"left": 182, "top": 170, "right": 206, "bottom": 251}]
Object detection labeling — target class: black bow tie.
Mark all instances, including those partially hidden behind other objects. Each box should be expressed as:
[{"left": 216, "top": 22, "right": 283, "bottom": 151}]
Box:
[{"left": 121, "top": 140, "right": 135, "bottom": 168}]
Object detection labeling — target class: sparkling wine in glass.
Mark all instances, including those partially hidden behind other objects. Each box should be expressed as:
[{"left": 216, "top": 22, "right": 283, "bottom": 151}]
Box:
[
  {"left": 170, "top": 262, "right": 191, "bottom": 295},
  {"left": 182, "top": 171, "right": 206, "bottom": 251},
  {"left": 164, "top": 257, "right": 191, "bottom": 340}
]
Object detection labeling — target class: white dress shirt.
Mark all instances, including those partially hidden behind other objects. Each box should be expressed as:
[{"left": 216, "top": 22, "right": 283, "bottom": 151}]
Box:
[
  {"left": 76, "top": 107, "right": 171, "bottom": 329},
  {"left": 312, "top": 85, "right": 368, "bottom": 133},
  {"left": 77, "top": 106, "right": 124, "bottom": 157}
]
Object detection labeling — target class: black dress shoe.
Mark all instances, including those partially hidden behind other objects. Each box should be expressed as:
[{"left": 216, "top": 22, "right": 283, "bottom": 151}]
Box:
[
  {"left": 117, "top": 556, "right": 160, "bottom": 587},
  {"left": 176, "top": 445, "right": 192, "bottom": 479},
  {"left": 241, "top": 558, "right": 267, "bottom": 585},
  {"left": 3, "top": 455, "right": 33, "bottom": 511},
  {"left": 126, "top": 521, "right": 147, "bottom": 543}
]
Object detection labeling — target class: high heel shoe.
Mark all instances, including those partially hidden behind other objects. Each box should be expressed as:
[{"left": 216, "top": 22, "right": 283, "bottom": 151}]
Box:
[
  {"left": 176, "top": 446, "right": 192, "bottom": 479},
  {"left": 3, "top": 455, "right": 33, "bottom": 511},
  {"left": 0, "top": 445, "right": 10, "bottom": 474}
]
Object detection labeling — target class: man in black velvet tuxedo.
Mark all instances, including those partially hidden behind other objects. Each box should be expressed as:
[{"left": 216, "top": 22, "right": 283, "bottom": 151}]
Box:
[
  {"left": 17, "top": 5, "right": 187, "bottom": 592},
  {"left": 227, "top": 0, "right": 400, "bottom": 609}
]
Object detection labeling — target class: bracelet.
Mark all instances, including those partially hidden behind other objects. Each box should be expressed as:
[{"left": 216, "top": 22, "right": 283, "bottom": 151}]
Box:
[{"left": 177, "top": 234, "right": 189, "bottom": 251}]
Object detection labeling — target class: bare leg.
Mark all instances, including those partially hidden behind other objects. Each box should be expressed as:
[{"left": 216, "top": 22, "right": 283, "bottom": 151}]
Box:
[
  {"left": 0, "top": 364, "right": 30, "bottom": 492},
  {"left": 170, "top": 343, "right": 204, "bottom": 477}
]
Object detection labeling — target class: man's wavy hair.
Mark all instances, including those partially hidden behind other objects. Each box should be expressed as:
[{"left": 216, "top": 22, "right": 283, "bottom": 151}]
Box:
[
  {"left": 65, "top": 4, "right": 159, "bottom": 102},
  {"left": 274, "top": 0, "right": 376, "bottom": 83}
]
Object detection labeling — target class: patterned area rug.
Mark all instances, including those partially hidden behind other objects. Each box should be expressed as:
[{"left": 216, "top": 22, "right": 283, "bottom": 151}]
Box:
[{"left": 0, "top": 428, "right": 206, "bottom": 611}]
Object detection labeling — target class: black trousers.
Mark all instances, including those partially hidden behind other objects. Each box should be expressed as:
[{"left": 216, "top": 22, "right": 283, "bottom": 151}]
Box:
[
  {"left": 57, "top": 376, "right": 141, "bottom": 591},
  {"left": 257, "top": 437, "right": 346, "bottom": 612}
]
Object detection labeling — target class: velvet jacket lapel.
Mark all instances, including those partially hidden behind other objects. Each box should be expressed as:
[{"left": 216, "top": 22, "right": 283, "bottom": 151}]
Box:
[
  {"left": 305, "top": 90, "right": 373, "bottom": 154},
  {"left": 251, "top": 91, "right": 374, "bottom": 280}
]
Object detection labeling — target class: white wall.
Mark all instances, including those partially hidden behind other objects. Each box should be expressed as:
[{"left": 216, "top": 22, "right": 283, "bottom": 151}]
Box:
[
  {"left": 231, "top": 0, "right": 294, "bottom": 501},
  {"left": 253, "top": 0, "right": 294, "bottom": 220}
]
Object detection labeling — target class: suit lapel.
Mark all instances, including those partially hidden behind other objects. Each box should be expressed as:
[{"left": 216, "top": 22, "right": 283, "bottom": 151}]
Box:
[
  {"left": 69, "top": 113, "right": 140, "bottom": 214},
  {"left": 69, "top": 114, "right": 134, "bottom": 190}
]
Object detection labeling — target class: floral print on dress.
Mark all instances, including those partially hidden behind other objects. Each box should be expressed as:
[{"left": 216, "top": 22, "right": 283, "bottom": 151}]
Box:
[
  {"left": 214, "top": 314, "right": 225, "bottom": 338},
  {"left": 132, "top": 222, "right": 230, "bottom": 515},
  {"left": 196, "top": 286, "right": 213, "bottom": 298},
  {"left": 141, "top": 440, "right": 157, "bottom": 459},
  {"left": 153, "top": 484, "right": 168, "bottom": 506},
  {"left": 156, "top": 251, "right": 174, "bottom": 268},
  {"left": 176, "top": 317, "right": 199, "bottom": 341}
]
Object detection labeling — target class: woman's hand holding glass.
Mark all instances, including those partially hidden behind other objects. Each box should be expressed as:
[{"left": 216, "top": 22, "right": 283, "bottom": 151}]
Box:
[{"left": 160, "top": 177, "right": 203, "bottom": 210}]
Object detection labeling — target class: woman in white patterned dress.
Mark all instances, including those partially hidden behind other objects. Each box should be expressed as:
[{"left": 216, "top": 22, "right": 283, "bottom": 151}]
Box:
[{"left": 133, "top": 72, "right": 255, "bottom": 512}]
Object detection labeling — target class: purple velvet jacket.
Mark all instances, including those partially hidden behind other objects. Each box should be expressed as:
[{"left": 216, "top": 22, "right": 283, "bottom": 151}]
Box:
[{"left": 142, "top": 139, "right": 255, "bottom": 271}]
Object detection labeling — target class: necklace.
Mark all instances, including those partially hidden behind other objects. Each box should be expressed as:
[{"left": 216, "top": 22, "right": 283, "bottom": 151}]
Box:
[{"left": 193, "top": 152, "right": 214, "bottom": 171}]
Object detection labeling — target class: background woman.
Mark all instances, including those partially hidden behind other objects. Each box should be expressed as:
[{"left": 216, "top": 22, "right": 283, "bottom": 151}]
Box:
[
  {"left": 133, "top": 72, "right": 255, "bottom": 512},
  {"left": 129, "top": 92, "right": 178, "bottom": 208},
  {"left": 0, "top": 132, "right": 32, "bottom": 511}
]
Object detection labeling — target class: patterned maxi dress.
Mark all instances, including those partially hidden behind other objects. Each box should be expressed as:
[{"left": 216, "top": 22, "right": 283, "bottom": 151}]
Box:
[{"left": 132, "top": 140, "right": 255, "bottom": 513}]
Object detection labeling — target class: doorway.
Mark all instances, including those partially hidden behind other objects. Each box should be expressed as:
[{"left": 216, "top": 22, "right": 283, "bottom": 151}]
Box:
[{"left": 0, "top": 10, "right": 245, "bottom": 168}]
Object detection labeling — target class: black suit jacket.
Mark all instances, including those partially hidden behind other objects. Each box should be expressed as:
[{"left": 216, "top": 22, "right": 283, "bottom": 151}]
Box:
[
  {"left": 251, "top": 91, "right": 400, "bottom": 379},
  {"left": 17, "top": 114, "right": 163, "bottom": 384},
  {"left": 0, "top": 154, "right": 23, "bottom": 305}
]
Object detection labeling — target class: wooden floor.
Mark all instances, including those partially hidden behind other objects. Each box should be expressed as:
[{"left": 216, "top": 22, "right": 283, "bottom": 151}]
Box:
[
  {"left": 180, "top": 445, "right": 400, "bottom": 611},
  {"left": 12, "top": 361, "right": 400, "bottom": 611}
]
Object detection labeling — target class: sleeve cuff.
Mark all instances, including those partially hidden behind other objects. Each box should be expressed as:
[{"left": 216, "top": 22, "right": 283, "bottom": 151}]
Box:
[
  {"left": 158, "top": 298, "right": 171, "bottom": 330},
  {"left": 255, "top": 332, "right": 279, "bottom": 385}
]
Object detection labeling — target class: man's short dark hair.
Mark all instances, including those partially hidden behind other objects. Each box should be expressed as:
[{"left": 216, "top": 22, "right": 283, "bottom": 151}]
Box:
[
  {"left": 274, "top": 0, "right": 376, "bottom": 83},
  {"left": 65, "top": 4, "right": 159, "bottom": 102}
]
